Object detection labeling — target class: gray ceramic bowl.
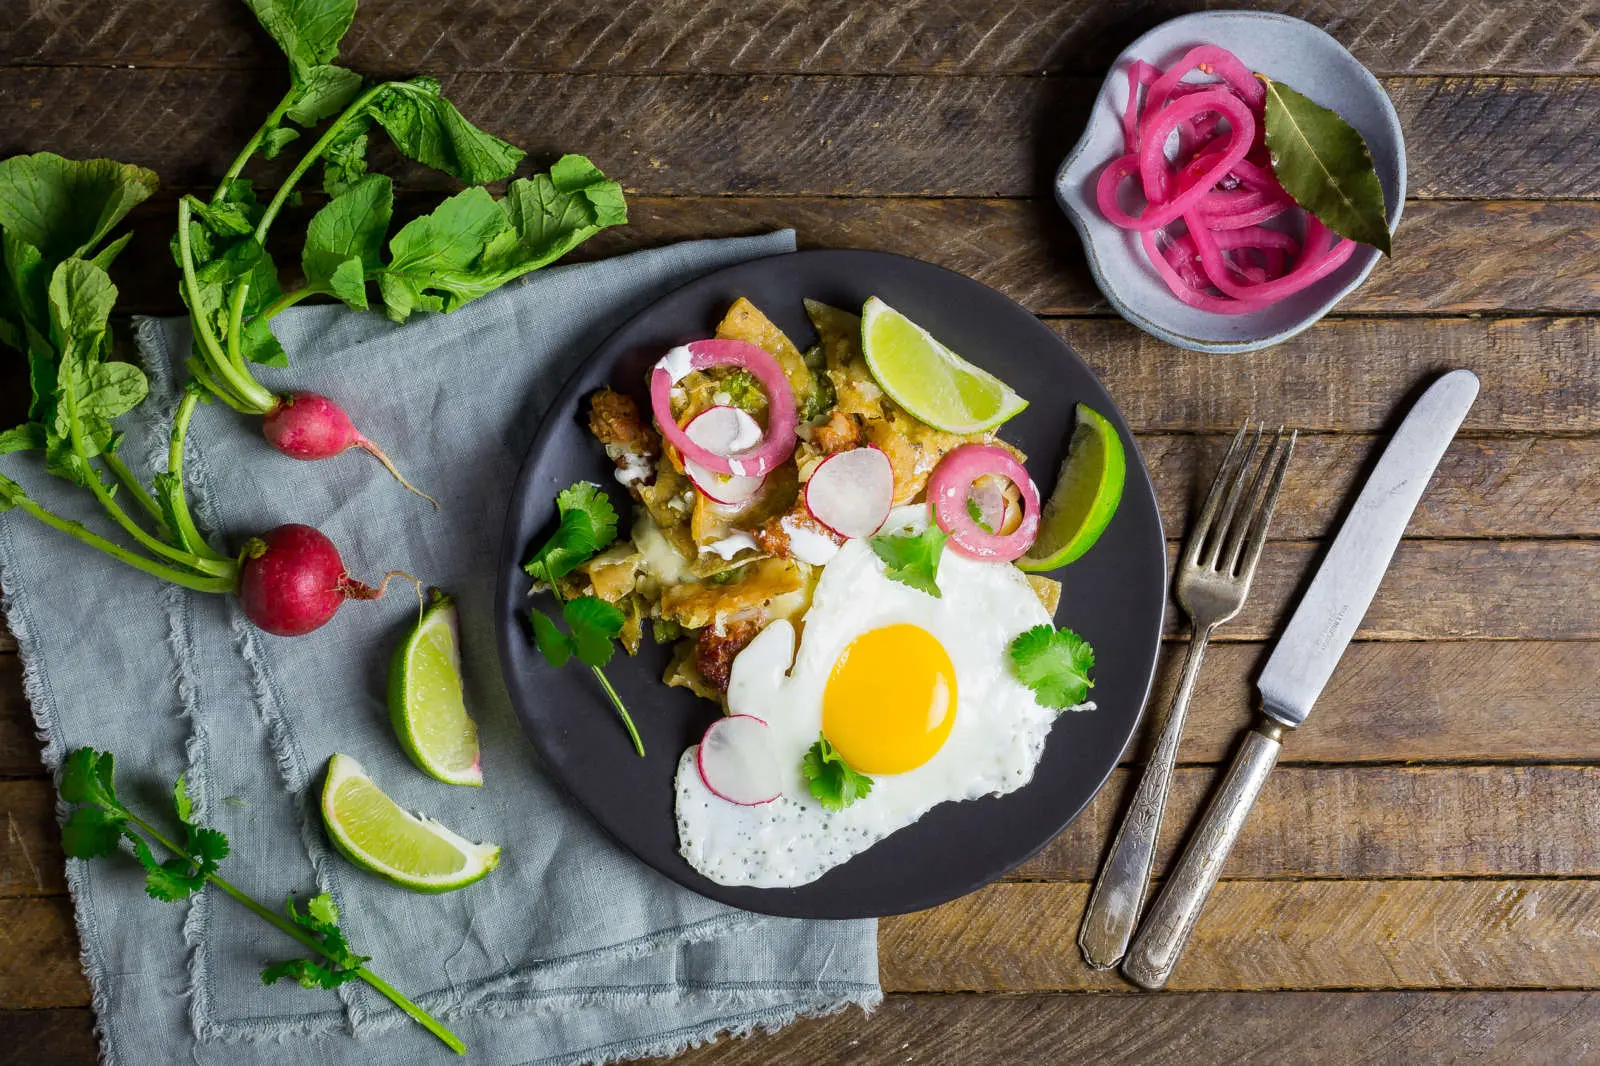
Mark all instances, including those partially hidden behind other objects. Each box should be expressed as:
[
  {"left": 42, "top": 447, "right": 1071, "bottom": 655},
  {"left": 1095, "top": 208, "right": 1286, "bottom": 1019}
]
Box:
[{"left": 1055, "top": 10, "right": 1405, "bottom": 353}]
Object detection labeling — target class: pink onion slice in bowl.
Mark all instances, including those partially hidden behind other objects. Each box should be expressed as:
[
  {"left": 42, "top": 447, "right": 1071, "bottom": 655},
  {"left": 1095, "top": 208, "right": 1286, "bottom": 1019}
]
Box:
[
  {"left": 683, "top": 406, "right": 766, "bottom": 504},
  {"left": 928, "top": 444, "right": 1041, "bottom": 561},
  {"left": 804, "top": 447, "right": 894, "bottom": 539},
  {"left": 697, "top": 715, "right": 781, "bottom": 806},
  {"left": 649, "top": 339, "right": 798, "bottom": 478}
]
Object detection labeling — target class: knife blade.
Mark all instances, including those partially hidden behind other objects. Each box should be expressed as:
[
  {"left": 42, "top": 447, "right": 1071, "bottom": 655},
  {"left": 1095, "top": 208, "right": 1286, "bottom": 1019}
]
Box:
[{"left": 1257, "top": 369, "right": 1480, "bottom": 727}]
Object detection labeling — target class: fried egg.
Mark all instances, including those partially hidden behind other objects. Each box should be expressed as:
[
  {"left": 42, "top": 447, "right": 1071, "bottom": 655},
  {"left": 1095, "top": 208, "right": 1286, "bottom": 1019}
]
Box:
[{"left": 675, "top": 506, "right": 1059, "bottom": 887}]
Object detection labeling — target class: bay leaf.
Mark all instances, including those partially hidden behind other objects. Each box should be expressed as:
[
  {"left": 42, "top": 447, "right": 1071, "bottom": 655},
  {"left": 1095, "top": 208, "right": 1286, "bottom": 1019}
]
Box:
[{"left": 1258, "top": 75, "right": 1392, "bottom": 256}]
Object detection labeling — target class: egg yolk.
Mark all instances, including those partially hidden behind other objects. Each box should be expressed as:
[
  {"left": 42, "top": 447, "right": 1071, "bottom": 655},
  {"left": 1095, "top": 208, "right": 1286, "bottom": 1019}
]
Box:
[{"left": 822, "top": 624, "right": 957, "bottom": 775}]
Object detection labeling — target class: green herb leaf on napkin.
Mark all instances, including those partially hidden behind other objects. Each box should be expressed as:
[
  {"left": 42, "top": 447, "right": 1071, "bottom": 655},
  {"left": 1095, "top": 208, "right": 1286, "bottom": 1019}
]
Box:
[{"left": 1258, "top": 74, "right": 1391, "bottom": 256}]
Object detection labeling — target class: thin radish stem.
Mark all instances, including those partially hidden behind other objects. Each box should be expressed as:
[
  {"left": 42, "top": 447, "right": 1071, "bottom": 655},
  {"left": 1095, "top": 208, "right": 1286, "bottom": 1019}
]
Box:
[
  {"left": 261, "top": 286, "right": 312, "bottom": 320},
  {"left": 64, "top": 391, "right": 234, "bottom": 579},
  {"left": 224, "top": 279, "right": 252, "bottom": 378},
  {"left": 211, "top": 91, "right": 296, "bottom": 204},
  {"left": 165, "top": 390, "right": 230, "bottom": 562},
  {"left": 0, "top": 482, "right": 235, "bottom": 593},
  {"left": 123, "top": 811, "right": 465, "bottom": 1055},
  {"left": 101, "top": 452, "right": 169, "bottom": 536},
  {"left": 186, "top": 359, "right": 254, "bottom": 415},
  {"left": 355, "top": 438, "right": 439, "bottom": 510},
  {"left": 252, "top": 86, "right": 388, "bottom": 243},
  {"left": 176, "top": 200, "right": 276, "bottom": 415}
]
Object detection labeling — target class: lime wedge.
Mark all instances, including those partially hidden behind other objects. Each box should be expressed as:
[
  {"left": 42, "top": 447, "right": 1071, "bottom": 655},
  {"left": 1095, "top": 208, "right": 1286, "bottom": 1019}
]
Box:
[
  {"left": 861, "top": 297, "right": 1028, "bottom": 433},
  {"left": 388, "top": 594, "right": 481, "bottom": 786},
  {"left": 321, "top": 754, "right": 500, "bottom": 893},
  {"left": 1017, "top": 404, "right": 1127, "bottom": 572}
]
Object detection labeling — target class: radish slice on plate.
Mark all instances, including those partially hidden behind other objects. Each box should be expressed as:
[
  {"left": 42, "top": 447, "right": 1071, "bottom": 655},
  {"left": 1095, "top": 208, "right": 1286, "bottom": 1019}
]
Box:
[
  {"left": 697, "top": 715, "right": 781, "bottom": 806},
  {"left": 684, "top": 406, "right": 766, "bottom": 504},
  {"left": 928, "top": 444, "right": 1041, "bottom": 561},
  {"left": 804, "top": 447, "right": 894, "bottom": 539},
  {"left": 650, "top": 339, "right": 798, "bottom": 477}
]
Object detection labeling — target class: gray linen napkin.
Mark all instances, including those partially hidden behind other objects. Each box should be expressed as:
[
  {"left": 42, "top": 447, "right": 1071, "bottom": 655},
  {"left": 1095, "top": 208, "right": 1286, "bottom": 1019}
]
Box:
[{"left": 0, "top": 231, "right": 880, "bottom": 1065}]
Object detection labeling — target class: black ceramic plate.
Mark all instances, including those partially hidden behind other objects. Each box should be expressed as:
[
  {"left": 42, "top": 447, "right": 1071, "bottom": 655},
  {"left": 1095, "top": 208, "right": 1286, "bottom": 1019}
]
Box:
[{"left": 496, "top": 250, "right": 1166, "bottom": 918}]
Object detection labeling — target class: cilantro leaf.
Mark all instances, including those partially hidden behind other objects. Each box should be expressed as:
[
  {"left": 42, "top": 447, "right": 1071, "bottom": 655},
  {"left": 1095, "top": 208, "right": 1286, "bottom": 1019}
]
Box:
[
  {"left": 564, "top": 596, "right": 624, "bottom": 668},
  {"left": 61, "top": 805, "right": 125, "bottom": 859},
  {"left": 868, "top": 524, "right": 947, "bottom": 598},
  {"left": 801, "top": 736, "right": 874, "bottom": 812},
  {"left": 173, "top": 772, "right": 193, "bottom": 824},
  {"left": 529, "top": 608, "right": 572, "bottom": 668},
  {"left": 59, "top": 747, "right": 120, "bottom": 808},
  {"left": 303, "top": 892, "right": 340, "bottom": 930},
  {"left": 1008, "top": 624, "right": 1096, "bottom": 710},
  {"left": 127, "top": 836, "right": 206, "bottom": 901},
  {"left": 262, "top": 957, "right": 365, "bottom": 990},
  {"left": 186, "top": 826, "right": 231, "bottom": 874},
  {"left": 967, "top": 496, "right": 993, "bottom": 533},
  {"left": 524, "top": 481, "right": 619, "bottom": 582}
]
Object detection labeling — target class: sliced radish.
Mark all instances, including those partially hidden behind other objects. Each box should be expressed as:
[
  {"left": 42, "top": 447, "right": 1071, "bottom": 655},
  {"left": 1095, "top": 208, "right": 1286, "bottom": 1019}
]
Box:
[
  {"left": 804, "top": 446, "right": 894, "bottom": 539},
  {"left": 650, "top": 339, "right": 798, "bottom": 478},
  {"left": 697, "top": 715, "right": 781, "bottom": 806},
  {"left": 928, "top": 444, "right": 1041, "bottom": 561},
  {"left": 684, "top": 406, "right": 766, "bottom": 504}
]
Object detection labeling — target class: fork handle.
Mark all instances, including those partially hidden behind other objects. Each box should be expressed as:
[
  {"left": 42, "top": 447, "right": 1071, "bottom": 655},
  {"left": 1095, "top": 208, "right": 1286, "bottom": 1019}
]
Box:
[
  {"left": 1078, "top": 625, "right": 1213, "bottom": 970},
  {"left": 1121, "top": 719, "right": 1285, "bottom": 990}
]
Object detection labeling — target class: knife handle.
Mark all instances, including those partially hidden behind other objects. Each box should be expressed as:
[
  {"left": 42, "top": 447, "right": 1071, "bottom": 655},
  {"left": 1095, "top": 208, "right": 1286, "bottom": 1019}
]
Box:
[{"left": 1121, "top": 719, "right": 1285, "bottom": 990}]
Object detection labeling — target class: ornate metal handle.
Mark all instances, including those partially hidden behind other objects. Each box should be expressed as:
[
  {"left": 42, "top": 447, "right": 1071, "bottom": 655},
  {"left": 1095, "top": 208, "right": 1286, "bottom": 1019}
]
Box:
[
  {"left": 1078, "top": 625, "right": 1213, "bottom": 970},
  {"left": 1121, "top": 720, "right": 1286, "bottom": 990}
]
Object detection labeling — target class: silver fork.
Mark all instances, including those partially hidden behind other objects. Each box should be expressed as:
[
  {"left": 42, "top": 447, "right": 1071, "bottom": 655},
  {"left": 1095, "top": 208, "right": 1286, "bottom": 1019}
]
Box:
[{"left": 1078, "top": 422, "right": 1295, "bottom": 970}]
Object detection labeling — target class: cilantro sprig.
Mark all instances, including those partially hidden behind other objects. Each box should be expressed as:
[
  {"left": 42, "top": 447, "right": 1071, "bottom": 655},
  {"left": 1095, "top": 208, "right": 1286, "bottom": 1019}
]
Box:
[
  {"left": 868, "top": 523, "right": 947, "bottom": 598},
  {"left": 58, "top": 748, "right": 464, "bottom": 1054},
  {"left": 801, "top": 736, "right": 874, "bottom": 812},
  {"left": 523, "top": 482, "right": 643, "bottom": 756},
  {"left": 1008, "top": 624, "right": 1097, "bottom": 710}
]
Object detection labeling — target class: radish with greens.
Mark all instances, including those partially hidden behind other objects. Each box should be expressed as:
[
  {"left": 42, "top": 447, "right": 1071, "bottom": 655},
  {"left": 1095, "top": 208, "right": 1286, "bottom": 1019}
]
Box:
[
  {"left": 0, "top": 155, "right": 405, "bottom": 636},
  {"left": 176, "top": 0, "right": 627, "bottom": 503}
]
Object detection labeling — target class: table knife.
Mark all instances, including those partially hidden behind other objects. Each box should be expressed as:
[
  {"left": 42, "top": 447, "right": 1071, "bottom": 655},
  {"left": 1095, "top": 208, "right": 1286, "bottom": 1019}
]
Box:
[{"left": 1120, "top": 368, "right": 1481, "bottom": 990}]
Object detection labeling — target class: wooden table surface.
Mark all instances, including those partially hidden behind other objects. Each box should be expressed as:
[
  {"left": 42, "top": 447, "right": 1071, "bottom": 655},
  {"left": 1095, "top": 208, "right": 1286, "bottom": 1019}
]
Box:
[{"left": 4, "top": 1, "right": 1600, "bottom": 1062}]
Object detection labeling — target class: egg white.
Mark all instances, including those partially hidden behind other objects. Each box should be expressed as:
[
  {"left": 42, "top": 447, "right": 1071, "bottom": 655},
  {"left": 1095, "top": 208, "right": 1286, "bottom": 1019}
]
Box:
[{"left": 675, "top": 506, "right": 1059, "bottom": 888}]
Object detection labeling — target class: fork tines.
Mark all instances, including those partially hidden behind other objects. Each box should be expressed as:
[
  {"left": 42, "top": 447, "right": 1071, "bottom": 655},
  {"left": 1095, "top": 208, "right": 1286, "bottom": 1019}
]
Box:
[{"left": 1189, "top": 421, "right": 1296, "bottom": 580}]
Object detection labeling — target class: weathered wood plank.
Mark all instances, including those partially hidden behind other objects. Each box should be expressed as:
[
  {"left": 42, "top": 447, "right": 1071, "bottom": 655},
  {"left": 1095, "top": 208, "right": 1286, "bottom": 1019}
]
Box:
[
  {"left": 1166, "top": 540, "right": 1600, "bottom": 642},
  {"left": 3, "top": 70, "right": 1596, "bottom": 199},
  {"left": 0, "top": 899, "right": 87, "bottom": 1009},
  {"left": 93, "top": 196, "right": 1600, "bottom": 319},
  {"left": 0, "top": 782, "right": 60, "bottom": 897},
  {"left": 1017, "top": 765, "right": 1600, "bottom": 881},
  {"left": 1145, "top": 435, "right": 1600, "bottom": 538},
  {"left": 1140, "top": 641, "right": 1600, "bottom": 765},
  {"left": 12, "top": 991, "right": 1600, "bottom": 1066},
  {"left": 7, "top": 641, "right": 1599, "bottom": 770},
  {"left": 8, "top": 0, "right": 1600, "bottom": 76},
  {"left": 9, "top": 765, "right": 1600, "bottom": 899},
  {"left": 662, "top": 991, "right": 1600, "bottom": 1066},
  {"left": 12, "top": 879, "right": 1600, "bottom": 1005},
  {"left": 0, "top": 1010, "right": 96, "bottom": 1066},
  {"left": 880, "top": 880, "right": 1600, "bottom": 991}
]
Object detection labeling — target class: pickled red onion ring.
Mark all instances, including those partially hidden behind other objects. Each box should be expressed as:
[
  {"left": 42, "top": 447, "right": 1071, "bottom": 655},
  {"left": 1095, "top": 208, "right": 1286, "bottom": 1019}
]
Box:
[
  {"left": 649, "top": 339, "right": 798, "bottom": 478},
  {"left": 1095, "top": 44, "right": 1359, "bottom": 313},
  {"left": 927, "top": 445, "right": 1041, "bottom": 562}
]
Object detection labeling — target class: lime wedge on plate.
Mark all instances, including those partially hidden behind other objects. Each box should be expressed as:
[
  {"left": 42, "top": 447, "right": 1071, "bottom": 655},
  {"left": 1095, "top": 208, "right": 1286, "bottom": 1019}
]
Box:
[
  {"left": 321, "top": 754, "right": 500, "bottom": 893},
  {"left": 389, "top": 593, "right": 481, "bottom": 786},
  {"left": 1017, "top": 404, "right": 1126, "bottom": 572},
  {"left": 861, "top": 296, "right": 1028, "bottom": 433}
]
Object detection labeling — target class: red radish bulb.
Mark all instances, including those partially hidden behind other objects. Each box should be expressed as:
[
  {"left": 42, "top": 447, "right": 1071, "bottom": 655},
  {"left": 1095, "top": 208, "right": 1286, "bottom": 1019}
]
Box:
[
  {"left": 263, "top": 392, "right": 439, "bottom": 510},
  {"left": 237, "top": 523, "right": 402, "bottom": 636},
  {"left": 697, "top": 715, "right": 782, "bottom": 806},
  {"left": 803, "top": 446, "right": 894, "bottom": 539}
]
